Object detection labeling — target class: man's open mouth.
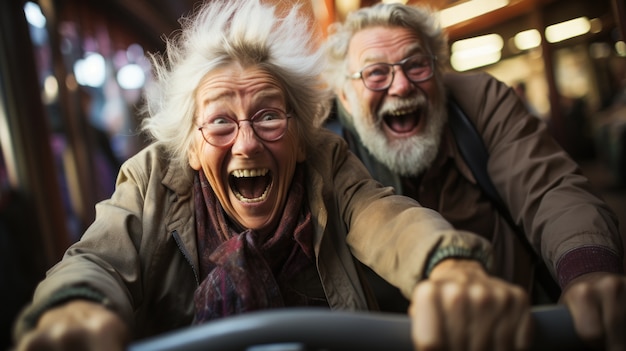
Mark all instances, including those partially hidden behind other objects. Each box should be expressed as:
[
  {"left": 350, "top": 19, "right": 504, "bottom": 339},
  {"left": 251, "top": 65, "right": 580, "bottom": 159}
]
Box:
[
  {"left": 382, "top": 107, "right": 421, "bottom": 133},
  {"left": 229, "top": 168, "right": 271, "bottom": 203}
]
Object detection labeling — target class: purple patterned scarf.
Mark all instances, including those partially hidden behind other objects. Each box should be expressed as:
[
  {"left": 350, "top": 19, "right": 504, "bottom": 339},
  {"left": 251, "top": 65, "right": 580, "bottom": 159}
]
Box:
[{"left": 192, "top": 165, "right": 316, "bottom": 324}]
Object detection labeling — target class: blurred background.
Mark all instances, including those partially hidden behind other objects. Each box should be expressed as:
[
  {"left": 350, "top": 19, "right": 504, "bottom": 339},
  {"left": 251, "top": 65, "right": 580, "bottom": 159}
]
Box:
[{"left": 1, "top": 0, "right": 624, "bottom": 348}]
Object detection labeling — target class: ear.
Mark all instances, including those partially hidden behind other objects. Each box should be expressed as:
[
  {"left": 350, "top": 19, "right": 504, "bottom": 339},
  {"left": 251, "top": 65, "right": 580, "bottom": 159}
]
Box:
[
  {"left": 337, "top": 87, "right": 352, "bottom": 115},
  {"left": 188, "top": 146, "right": 202, "bottom": 170}
]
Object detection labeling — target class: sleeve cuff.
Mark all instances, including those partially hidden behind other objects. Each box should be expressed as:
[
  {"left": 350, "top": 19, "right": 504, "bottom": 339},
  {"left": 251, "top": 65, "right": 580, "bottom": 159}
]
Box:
[
  {"left": 425, "top": 245, "right": 493, "bottom": 278},
  {"left": 14, "top": 286, "right": 109, "bottom": 340},
  {"left": 556, "top": 246, "right": 624, "bottom": 288}
]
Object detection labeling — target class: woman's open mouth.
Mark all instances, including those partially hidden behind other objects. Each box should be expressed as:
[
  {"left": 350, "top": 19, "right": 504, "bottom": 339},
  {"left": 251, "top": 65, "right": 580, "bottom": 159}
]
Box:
[{"left": 229, "top": 168, "right": 272, "bottom": 203}]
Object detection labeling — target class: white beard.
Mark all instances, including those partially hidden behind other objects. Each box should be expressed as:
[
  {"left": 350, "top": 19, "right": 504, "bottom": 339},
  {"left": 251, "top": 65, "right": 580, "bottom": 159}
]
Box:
[{"left": 345, "top": 88, "right": 447, "bottom": 177}]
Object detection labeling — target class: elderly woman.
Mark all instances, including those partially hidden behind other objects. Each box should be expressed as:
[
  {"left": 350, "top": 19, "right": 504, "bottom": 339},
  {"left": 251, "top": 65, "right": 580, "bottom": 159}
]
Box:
[{"left": 13, "top": 1, "right": 530, "bottom": 350}]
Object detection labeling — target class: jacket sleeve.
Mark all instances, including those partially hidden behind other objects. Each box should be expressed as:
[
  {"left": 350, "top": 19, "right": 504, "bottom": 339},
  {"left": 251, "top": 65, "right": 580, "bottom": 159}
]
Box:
[
  {"left": 446, "top": 72, "right": 624, "bottom": 286},
  {"left": 310, "top": 130, "right": 494, "bottom": 298},
  {"left": 13, "top": 147, "right": 157, "bottom": 339}
]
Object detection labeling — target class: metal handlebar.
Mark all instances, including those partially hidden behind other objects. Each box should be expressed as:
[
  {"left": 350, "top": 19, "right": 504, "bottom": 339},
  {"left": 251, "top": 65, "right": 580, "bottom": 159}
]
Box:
[{"left": 128, "top": 306, "right": 587, "bottom": 351}]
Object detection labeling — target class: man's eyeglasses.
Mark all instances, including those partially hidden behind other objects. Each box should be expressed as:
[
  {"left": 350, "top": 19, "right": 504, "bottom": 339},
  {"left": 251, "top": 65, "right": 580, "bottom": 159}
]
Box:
[
  {"left": 349, "top": 54, "right": 436, "bottom": 91},
  {"left": 197, "top": 108, "right": 292, "bottom": 147}
]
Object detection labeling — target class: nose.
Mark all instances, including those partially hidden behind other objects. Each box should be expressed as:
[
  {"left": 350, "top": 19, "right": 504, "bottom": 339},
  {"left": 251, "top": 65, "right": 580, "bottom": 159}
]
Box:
[
  {"left": 231, "top": 121, "right": 264, "bottom": 156},
  {"left": 387, "top": 65, "right": 414, "bottom": 97}
]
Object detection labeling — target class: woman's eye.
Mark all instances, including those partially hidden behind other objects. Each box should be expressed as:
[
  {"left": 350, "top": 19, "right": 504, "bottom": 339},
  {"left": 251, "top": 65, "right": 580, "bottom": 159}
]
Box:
[
  {"left": 209, "top": 116, "right": 233, "bottom": 125},
  {"left": 259, "top": 112, "right": 279, "bottom": 121}
]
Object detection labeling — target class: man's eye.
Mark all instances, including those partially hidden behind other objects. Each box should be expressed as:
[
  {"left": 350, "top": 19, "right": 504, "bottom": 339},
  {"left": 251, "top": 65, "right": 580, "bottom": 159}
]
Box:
[
  {"left": 405, "top": 57, "right": 428, "bottom": 70},
  {"left": 364, "top": 65, "right": 389, "bottom": 78}
]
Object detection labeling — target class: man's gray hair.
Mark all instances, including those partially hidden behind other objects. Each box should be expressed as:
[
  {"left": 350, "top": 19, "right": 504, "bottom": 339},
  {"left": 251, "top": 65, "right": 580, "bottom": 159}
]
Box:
[
  {"left": 323, "top": 3, "right": 449, "bottom": 93},
  {"left": 140, "top": 0, "right": 330, "bottom": 169}
]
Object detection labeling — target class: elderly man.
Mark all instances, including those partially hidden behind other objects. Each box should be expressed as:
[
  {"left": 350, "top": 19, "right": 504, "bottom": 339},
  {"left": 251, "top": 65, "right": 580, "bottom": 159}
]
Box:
[{"left": 324, "top": 2, "right": 625, "bottom": 350}]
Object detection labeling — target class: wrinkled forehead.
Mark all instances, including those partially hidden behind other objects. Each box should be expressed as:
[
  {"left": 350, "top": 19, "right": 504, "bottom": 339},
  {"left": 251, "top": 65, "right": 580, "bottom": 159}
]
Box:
[
  {"left": 348, "top": 26, "right": 428, "bottom": 66},
  {"left": 195, "top": 64, "right": 287, "bottom": 110}
]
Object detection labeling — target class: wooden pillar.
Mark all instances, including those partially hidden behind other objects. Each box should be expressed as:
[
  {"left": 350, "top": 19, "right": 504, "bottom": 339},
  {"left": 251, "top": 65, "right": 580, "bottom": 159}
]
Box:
[
  {"left": 40, "top": 0, "right": 99, "bottom": 232},
  {"left": 531, "top": 8, "right": 566, "bottom": 149},
  {"left": 0, "top": 0, "right": 70, "bottom": 268},
  {"left": 612, "top": 0, "right": 626, "bottom": 41}
]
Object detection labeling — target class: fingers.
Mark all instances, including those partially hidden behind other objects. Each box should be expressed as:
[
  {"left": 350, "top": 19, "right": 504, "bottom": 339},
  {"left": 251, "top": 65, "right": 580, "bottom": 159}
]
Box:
[
  {"left": 514, "top": 299, "right": 534, "bottom": 351},
  {"left": 597, "top": 276, "right": 626, "bottom": 351},
  {"left": 411, "top": 282, "right": 444, "bottom": 350},
  {"left": 567, "top": 282, "right": 604, "bottom": 348},
  {"left": 410, "top": 267, "right": 532, "bottom": 351},
  {"left": 563, "top": 272, "right": 626, "bottom": 351},
  {"left": 442, "top": 283, "right": 470, "bottom": 351},
  {"left": 15, "top": 301, "right": 128, "bottom": 351},
  {"left": 464, "top": 282, "right": 531, "bottom": 351},
  {"left": 465, "top": 283, "right": 494, "bottom": 351},
  {"left": 19, "top": 324, "right": 95, "bottom": 351},
  {"left": 489, "top": 286, "right": 532, "bottom": 351}
]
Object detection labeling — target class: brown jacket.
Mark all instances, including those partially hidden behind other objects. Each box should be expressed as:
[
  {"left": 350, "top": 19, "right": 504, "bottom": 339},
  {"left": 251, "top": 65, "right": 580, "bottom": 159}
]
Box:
[
  {"left": 340, "top": 72, "right": 623, "bottom": 291},
  {"left": 14, "top": 129, "right": 491, "bottom": 340}
]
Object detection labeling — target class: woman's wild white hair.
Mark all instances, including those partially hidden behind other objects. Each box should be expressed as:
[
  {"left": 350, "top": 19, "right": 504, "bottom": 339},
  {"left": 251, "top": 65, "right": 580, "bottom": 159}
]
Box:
[
  {"left": 323, "top": 3, "right": 448, "bottom": 95},
  {"left": 140, "top": 0, "right": 331, "bottom": 169}
]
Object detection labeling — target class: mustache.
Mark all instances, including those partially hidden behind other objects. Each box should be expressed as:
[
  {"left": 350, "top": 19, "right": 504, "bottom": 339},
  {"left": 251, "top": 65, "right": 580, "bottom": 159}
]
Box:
[{"left": 378, "top": 94, "right": 428, "bottom": 117}]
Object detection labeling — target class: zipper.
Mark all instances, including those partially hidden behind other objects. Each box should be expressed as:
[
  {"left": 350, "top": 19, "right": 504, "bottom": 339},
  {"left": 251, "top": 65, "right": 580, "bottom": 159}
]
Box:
[{"left": 171, "top": 230, "right": 200, "bottom": 286}]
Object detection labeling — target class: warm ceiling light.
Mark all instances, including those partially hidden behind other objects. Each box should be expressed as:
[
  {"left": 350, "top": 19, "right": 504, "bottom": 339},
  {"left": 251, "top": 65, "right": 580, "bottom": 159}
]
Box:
[
  {"left": 43, "top": 75, "right": 59, "bottom": 104},
  {"left": 616, "top": 41, "right": 626, "bottom": 57},
  {"left": 514, "top": 29, "right": 541, "bottom": 51},
  {"left": 545, "top": 17, "right": 591, "bottom": 43},
  {"left": 590, "top": 18, "right": 602, "bottom": 34},
  {"left": 439, "top": 0, "right": 509, "bottom": 28},
  {"left": 335, "top": 0, "right": 361, "bottom": 19},
  {"left": 451, "top": 34, "right": 504, "bottom": 54},
  {"left": 451, "top": 51, "right": 501, "bottom": 71},
  {"left": 450, "top": 34, "right": 503, "bottom": 71}
]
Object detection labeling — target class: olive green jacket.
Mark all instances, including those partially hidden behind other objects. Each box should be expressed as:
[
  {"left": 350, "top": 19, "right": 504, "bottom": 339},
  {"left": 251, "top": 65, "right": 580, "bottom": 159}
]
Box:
[{"left": 14, "top": 129, "right": 491, "bottom": 340}]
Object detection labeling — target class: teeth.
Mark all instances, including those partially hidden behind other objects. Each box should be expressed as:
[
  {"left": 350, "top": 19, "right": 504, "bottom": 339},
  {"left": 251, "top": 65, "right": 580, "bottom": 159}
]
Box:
[
  {"left": 230, "top": 168, "right": 270, "bottom": 203},
  {"left": 233, "top": 187, "right": 269, "bottom": 203},
  {"left": 230, "top": 168, "right": 269, "bottom": 178},
  {"left": 389, "top": 108, "right": 415, "bottom": 116}
]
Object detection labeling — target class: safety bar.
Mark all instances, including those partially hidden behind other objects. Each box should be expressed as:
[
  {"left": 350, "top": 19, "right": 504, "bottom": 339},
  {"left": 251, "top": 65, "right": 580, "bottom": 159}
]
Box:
[{"left": 128, "top": 306, "right": 588, "bottom": 351}]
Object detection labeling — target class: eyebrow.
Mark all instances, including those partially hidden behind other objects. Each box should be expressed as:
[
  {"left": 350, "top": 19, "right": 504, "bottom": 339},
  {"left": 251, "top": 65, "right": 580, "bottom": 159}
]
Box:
[
  {"left": 198, "top": 91, "right": 286, "bottom": 122},
  {"left": 200, "top": 86, "right": 284, "bottom": 108},
  {"left": 361, "top": 45, "right": 429, "bottom": 66}
]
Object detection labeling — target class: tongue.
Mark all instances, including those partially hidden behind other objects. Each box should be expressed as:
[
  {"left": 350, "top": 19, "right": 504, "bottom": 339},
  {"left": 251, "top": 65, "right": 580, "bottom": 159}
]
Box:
[
  {"left": 234, "top": 176, "right": 268, "bottom": 199},
  {"left": 385, "top": 114, "right": 419, "bottom": 133}
]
